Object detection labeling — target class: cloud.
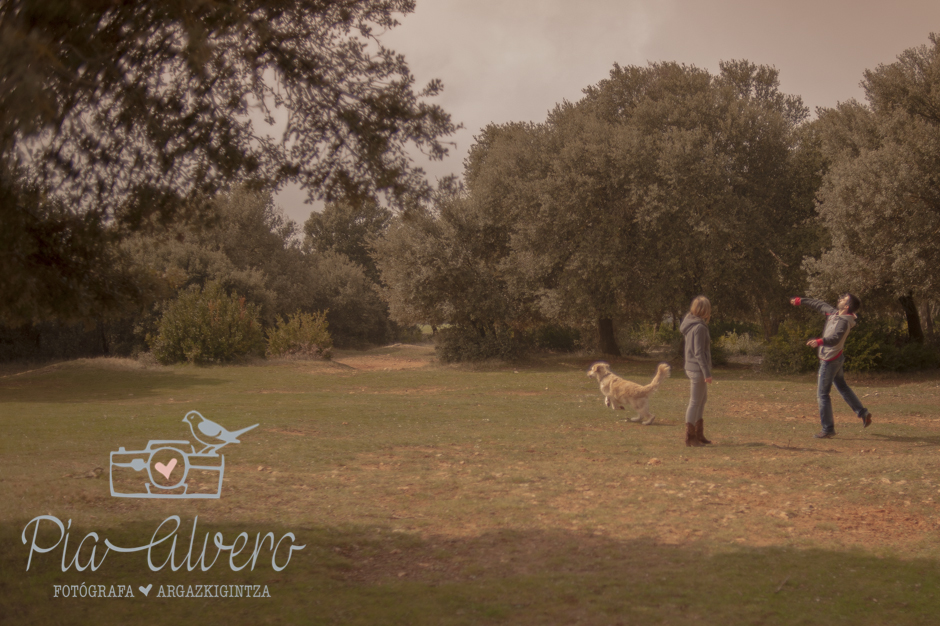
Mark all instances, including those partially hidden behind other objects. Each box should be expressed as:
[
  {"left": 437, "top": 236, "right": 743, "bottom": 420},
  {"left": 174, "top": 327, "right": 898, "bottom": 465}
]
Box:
[{"left": 378, "top": 0, "right": 676, "bottom": 185}]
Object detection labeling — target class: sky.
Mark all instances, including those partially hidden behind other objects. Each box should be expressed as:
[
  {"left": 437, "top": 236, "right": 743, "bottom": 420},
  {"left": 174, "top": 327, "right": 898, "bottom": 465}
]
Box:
[{"left": 275, "top": 0, "right": 940, "bottom": 225}]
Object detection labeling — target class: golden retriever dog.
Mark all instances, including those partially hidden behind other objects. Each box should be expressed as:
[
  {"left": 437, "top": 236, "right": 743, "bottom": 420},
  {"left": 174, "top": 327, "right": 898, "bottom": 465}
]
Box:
[{"left": 586, "top": 362, "right": 671, "bottom": 425}]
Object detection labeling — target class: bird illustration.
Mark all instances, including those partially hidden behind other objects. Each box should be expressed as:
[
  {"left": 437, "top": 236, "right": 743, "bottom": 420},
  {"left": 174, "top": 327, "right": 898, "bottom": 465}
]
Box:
[{"left": 182, "top": 411, "right": 258, "bottom": 455}]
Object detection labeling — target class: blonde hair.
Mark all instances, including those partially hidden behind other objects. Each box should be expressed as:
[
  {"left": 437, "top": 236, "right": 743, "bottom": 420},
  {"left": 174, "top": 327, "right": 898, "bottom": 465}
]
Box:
[{"left": 690, "top": 296, "right": 711, "bottom": 321}]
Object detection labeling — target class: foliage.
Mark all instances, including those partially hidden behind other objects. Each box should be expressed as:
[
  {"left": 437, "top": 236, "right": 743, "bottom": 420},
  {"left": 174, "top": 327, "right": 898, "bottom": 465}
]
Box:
[
  {"left": 762, "top": 316, "right": 940, "bottom": 374},
  {"left": 575, "top": 60, "right": 820, "bottom": 338},
  {"left": 0, "top": 181, "right": 158, "bottom": 325},
  {"left": 378, "top": 60, "right": 821, "bottom": 361},
  {"left": 303, "top": 198, "right": 392, "bottom": 282},
  {"left": 716, "top": 331, "right": 766, "bottom": 357},
  {"left": 842, "top": 327, "right": 883, "bottom": 373},
  {"left": 374, "top": 181, "right": 535, "bottom": 356},
  {"left": 710, "top": 343, "right": 730, "bottom": 367},
  {"left": 127, "top": 186, "right": 393, "bottom": 348},
  {"left": 435, "top": 326, "right": 528, "bottom": 364},
  {"left": 1, "top": 0, "right": 455, "bottom": 323},
  {"left": 618, "top": 323, "right": 683, "bottom": 358},
  {"left": 806, "top": 34, "right": 940, "bottom": 337},
  {"left": 304, "top": 250, "right": 392, "bottom": 347},
  {"left": 528, "top": 324, "right": 581, "bottom": 353},
  {"left": 844, "top": 321, "right": 940, "bottom": 372},
  {"left": 762, "top": 320, "right": 820, "bottom": 374},
  {"left": 149, "top": 282, "right": 264, "bottom": 364},
  {"left": 266, "top": 311, "right": 332, "bottom": 359}
]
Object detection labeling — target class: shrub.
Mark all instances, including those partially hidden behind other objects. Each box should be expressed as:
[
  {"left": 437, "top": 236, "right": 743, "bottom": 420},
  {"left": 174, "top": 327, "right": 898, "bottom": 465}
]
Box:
[
  {"left": 710, "top": 342, "right": 730, "bottom": 366},
  {"left": 618, "top": 323, "right": 683, "bottom": 358},
  {"left": 886, "top": 341, "right": 940, "bottom": 371},
  {"left": 847, "top": 321, "right": 940, "bottom": 372},
  {"left": 763, "top": 317, "right": 940, "bottom": 374},
  {"left": 266, "top": 311, "right": 333, "bottom": 359},
  {"left": 842, "top": 327, "right": 882, "bottom": 373},
  {"left": 150, "top": 282, "right": 264, "bottom": 365},
  {"left": 436, "top": 325, "right": 528, "bottom": 363},
  {"left": 716, "top": 331, "right": 766, "bottom": 357},
  {"left": 529, "top": 324, "right": 580, "bottom": 353},
  {"left": 762, "top": 320, "right": 819, "bottom": 375}
]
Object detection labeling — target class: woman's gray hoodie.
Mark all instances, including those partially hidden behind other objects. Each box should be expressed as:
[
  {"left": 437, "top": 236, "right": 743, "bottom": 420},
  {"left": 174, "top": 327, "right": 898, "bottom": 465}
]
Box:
[{"left": 680, "top": 314, "right": 712, "bottom": 379}]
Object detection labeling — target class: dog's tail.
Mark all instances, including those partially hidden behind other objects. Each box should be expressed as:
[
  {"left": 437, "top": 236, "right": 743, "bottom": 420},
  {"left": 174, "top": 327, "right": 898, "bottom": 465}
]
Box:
[{"left": 641, "top": 363, "right": 671, "bottom": 394}]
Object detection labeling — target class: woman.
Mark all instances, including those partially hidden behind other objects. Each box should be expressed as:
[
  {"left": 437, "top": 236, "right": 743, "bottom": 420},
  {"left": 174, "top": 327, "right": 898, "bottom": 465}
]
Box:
[{"left": 680, "top": 296, "right": 713, "bottom": 447}]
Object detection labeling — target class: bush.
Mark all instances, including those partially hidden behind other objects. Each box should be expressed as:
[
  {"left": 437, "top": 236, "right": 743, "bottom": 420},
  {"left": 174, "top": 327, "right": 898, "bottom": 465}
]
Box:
[
  {"left": 266, "top": 311, "right": 333, "bottom": 359},
  {"left": 710, "top": 342, "right": 730, "bottom": 366},
  {"left": 150, "top": 282, "right": 264, "bottom": 365},
  {"left": 762, "top": 320, "right": 819, "bottom": 375},
  {"left": 529, "top": 324, "right": 580, "bottom": 353},
  {"left": 436, "top": 326, "right": 528, "bottom": 363},
  {"left": 618, "top": 323, "right": 684, "bottom": 358},
  {"left": 884, "top": 341, "right": 940, "bottom": 371},
  {"left": 842, "top": 327, "right": 882, "bottom": 373},
  {"left": 763, "top": 317, "right": 940, "bottom": 374},
  {"left": 716, "top": 331, "right": 766, "bottom": 357}
]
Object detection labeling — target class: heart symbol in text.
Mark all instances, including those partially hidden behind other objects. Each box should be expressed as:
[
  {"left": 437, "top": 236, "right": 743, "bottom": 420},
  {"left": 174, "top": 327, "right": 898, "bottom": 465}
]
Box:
[
  {"left": 154, "top": 459, "right": 178, "bottom": 480},
  {"left": 139, "top": 584, "right": 152, "bottom": 597}
]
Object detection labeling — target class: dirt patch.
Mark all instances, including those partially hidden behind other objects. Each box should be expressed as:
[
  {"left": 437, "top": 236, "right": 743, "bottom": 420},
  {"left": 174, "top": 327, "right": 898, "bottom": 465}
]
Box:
[
  {"left": 336, "top": 356, "right": 432, "bottom": 371},
  {"left": 0, "top": 356, "right": 164, "bottom": 378},
  {"left": 331, "top": 345, "right": 436, "bottom": 371}
]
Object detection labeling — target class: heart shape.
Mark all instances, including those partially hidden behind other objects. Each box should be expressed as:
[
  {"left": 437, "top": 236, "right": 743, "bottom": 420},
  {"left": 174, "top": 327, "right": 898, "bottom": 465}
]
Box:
[
  {"left": 139, "top": 584, "right": 152, "bottom": 597},
  {"left": 154, "top": 459, "right": 178, "bottom": 480}
]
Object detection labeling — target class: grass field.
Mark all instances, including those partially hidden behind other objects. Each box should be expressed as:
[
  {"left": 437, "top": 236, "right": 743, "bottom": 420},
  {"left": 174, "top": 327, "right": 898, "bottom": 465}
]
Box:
[{"left": 2, "top": 345, "right": 940, "bottom": 625}]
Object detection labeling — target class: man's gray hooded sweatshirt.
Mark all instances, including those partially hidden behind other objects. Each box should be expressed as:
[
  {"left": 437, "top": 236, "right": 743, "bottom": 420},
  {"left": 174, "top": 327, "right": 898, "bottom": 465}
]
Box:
[
  {"left": 794, "top": 297, "right": 857, "bottom": 362},
  {"left": 680, "top": 314, "right": 712, "bottom": 379}
]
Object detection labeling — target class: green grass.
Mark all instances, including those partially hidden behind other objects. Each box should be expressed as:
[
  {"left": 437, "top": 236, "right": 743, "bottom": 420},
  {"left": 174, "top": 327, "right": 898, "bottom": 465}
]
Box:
[{"left": 2, "top": 347, "right": 940, "bottom": 625}]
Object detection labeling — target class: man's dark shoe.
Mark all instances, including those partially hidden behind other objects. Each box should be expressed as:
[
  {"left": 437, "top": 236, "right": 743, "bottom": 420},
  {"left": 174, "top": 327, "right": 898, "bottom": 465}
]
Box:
[
  {"left": 862, "top": 413, "right": 873, "bottom": 428},
  {"left": 814, "top": 430, "right": 836, "bottom": 439}
]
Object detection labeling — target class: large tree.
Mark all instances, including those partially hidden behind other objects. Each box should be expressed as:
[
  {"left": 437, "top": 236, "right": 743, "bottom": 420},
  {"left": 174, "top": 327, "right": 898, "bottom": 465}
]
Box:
[
  {"left": 374, "top": 180, "right": 532, "bottom": 338},
  {"left": 377, "top": 61, "right": 817, "bottom": 358},
  {"left": 1, "top": 0, "right": 455, "bottom": 324},
  {"left": 477, "top": 62, "right": 816, "bottom": 351},
  {"left": 805, "top": 34, "right": 940, "bottom": 341}
]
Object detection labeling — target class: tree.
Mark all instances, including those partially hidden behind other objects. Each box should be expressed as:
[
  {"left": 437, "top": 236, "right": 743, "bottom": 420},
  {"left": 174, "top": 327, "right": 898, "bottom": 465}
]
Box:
[
  {"left": 587, "top": 61, "right": 817, "bottom": 338},
  {"left": 1, "top": 0, "right": 455, "bottom": 324},
  {"left": 303, "top": 197, "right": 392, "bottom": 282},
  {"left": 377, "top": 61, "right": 818, "bottom": 359},
  {"left": 806, "top": 34, "right": 940, "bottom": 341},
  {"left": 479, "top": 62, "right": 816, "bottom": 350},
  {"left": 127, "top": 185, "right": 392, "bottom": 347},
  {"left": 373, "top": 179, "right": 537, "bottom": 359},
  {"left": 0, "top": 181, "right": 158, "bottom": 324}
]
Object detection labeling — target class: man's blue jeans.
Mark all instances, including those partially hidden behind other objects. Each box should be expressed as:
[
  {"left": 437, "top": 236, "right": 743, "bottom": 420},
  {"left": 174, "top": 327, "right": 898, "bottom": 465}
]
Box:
[{"left": 817, "top": 353, "right": 868, "bottom": 433}]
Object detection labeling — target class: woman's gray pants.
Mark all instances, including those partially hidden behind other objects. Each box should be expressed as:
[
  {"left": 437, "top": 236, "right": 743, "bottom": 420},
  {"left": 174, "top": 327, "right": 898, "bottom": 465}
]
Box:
[{"left": 685, "top": 370, "right": 707, "bottom": 424}]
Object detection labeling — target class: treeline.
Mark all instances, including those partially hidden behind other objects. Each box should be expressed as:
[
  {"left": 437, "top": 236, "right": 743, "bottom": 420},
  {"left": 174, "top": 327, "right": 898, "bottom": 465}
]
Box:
[
  {"left": 370, "top": 39, "right": 940, "bottom": 368},
  {"left": 3, "top": 23, "right": 940, "bottom": 370},
  {"left": 0, "top": 189, "right": 395, "bottom": 361}
]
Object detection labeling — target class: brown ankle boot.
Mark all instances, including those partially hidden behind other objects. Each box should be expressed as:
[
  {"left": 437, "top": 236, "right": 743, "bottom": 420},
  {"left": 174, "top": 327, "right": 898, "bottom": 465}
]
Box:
[
  {"left": 685, "top": 422, "right": 703, "bottom": 447},
  {"left": 696, "top": 419, "right": 711, "bottom": 444}
]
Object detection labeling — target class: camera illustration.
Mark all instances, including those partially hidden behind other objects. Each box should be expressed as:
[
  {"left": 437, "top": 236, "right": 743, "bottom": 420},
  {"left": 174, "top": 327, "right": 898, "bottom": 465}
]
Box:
[
  {"left": 110, "top": 441, "right": 226, "bottom": 499},
  {"left": 109, "top": 411, "right": 257, "bottom": 500}
]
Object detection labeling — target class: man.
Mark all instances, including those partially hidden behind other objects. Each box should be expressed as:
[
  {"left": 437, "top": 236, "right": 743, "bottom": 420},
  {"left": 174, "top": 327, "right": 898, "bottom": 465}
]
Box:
[{"left": 790, "top": 293, "right": 872, "bottom": 438}]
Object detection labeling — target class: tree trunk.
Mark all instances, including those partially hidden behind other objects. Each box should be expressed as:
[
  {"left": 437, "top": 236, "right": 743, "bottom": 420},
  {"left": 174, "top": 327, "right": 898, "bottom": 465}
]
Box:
[
  {"left": 597, "top": 318, "right": 621, "bottom": 356},
  {"left": 898, "top": 293, "right": 924, "bottom": 343},
  {"left": 920, "top": 301, "right": 934, "bottom": 337}
]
